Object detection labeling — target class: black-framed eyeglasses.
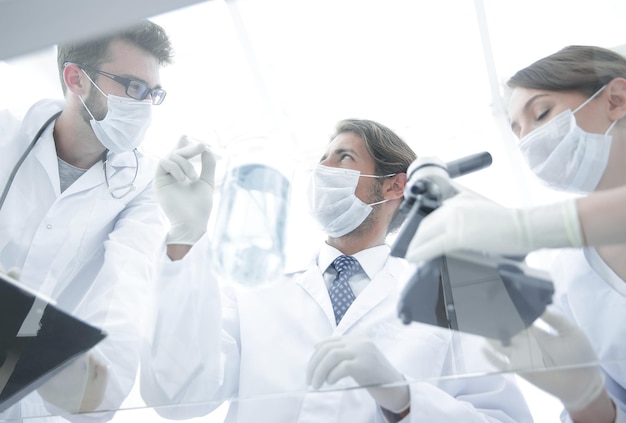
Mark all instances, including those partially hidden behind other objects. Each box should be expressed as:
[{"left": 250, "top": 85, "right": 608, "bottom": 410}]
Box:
[{"left": 67, "top": 62, "right": 166, "bottom": 105}]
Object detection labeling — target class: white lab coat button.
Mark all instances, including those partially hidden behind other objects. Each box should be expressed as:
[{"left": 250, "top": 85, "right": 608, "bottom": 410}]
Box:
[{"left": 46, "top": 224, "right": 52, "bottom": 229}]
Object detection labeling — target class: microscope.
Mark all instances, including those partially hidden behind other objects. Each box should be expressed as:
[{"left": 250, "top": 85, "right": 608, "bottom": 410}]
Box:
[{"left": 390, "top": 152, "right": 554, "bottom": 344}]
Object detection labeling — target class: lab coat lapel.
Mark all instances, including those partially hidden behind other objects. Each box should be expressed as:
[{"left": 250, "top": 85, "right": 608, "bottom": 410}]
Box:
[
  {"left": 295, "top": 264, "right": 337, "bottom": 327},
  {"left": 60, "top": 160, "right": 106, "bottom": 196},
  {"left": 32, "top": 132, "right": 62, "bottom": 196},
  {"left": 30, "top": 136, "right": 107, "bottom": 198},
  {"left": 335, "top": 257, "right": 405, "bottom": 334},
  {"left": 62, "top": 151, "right": 136, "bottom": 197},
  {"left": 32, "top": 136, "right": 106, "bottom": 198}
]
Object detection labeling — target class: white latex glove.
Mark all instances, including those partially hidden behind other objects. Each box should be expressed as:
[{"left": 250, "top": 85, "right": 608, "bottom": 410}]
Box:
[
  {"left": 306, "top": 336, "right": 410, "bottom": 414},
  {"left": 406, "top": 192, "right": 584, "bottom": 264},
  {"left": 154, "top": 136, "right": 217, "bottom": 245},
  {"left": 484, "top": 310, "right": 605, "bottom": 413},
  {"left": 0, "top": 264, "right": 21, "bottom": 281},
  {"left": 38, "top": 352, "right": 109, "bottom": 413}
]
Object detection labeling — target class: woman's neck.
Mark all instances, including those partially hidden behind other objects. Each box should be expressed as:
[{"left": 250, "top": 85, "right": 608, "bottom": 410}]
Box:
[
  {"left": 596, "top": 133, "right": 626, "bottom": 190},
  {"left": 596, "top": 244, "right": 626, "bottom": 281}
]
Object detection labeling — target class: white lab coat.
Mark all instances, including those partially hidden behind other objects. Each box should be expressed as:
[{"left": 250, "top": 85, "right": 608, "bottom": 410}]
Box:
[
  {"left": 551, "top": 248, "right": 626, "bottom": 423},
  {"left": 141, "top": 237, "right": 533, "bottom": 422},
  {"left": 0, "top": 99, "right": 168, "bottom": 422}
]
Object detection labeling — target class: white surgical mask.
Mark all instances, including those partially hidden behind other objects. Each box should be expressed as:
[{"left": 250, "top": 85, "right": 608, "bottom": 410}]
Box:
[
  {"left": 80, "top": 71, "right": 152, "bottom": 153},
  {"left": 307, "top": 164, "right": 392, "bottom": 238},
  {"left": 518, "top": 85, "right": 616, "bottom": 194}
]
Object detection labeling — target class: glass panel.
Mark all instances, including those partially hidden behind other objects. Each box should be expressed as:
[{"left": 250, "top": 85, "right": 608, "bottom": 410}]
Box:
[{"left": 1, "top": 1, "right": 625, "bottom": 422}]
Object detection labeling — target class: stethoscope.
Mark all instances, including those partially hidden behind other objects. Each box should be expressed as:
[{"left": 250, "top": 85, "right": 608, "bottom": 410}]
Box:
[
  {"left": 0, "top": 112, "right": 138, "bottom": 210},
  {"left": 103, "top": 150, "right": 139, "bottom": 199}
]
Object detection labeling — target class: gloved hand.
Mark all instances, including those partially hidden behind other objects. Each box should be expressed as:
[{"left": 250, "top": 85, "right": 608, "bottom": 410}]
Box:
[
  {"left": 484, "top": 310, "right": 605, "bottom": 413},
  {"left": 405, "top": 192, "right": 584, "bottom": 264},
  {"left": 306, "top": 336, "right": 410, "bottom": 414},
  {"left": 154, "top": 136, "right": 217, "bottom": 245},
  {"left": 38, "top": 352, "right": 109, "bottom": 413},
  {"left": 0, "top": 264, "right": 21, "bottom": 281}
]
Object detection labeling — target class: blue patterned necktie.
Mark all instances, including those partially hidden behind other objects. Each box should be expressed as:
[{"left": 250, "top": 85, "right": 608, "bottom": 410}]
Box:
[{"left": 329, "top": 255, "right": 361, "bottom": 324}]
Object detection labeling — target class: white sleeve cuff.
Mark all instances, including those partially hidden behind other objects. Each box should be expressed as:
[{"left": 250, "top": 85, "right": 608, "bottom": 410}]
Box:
[{"left": 526, "top": 198, "right": 584, "bottom": 250}]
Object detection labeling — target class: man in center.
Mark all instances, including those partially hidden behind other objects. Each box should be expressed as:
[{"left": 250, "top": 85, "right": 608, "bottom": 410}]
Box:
[{"left": 141, "top": 119, "right": 532, "bottom": 422}]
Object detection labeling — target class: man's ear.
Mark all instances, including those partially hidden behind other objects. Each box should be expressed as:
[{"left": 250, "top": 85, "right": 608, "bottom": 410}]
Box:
[
  {"left": 383, "top": 172, "right": 407, "bottom": 201},
  {"left": 606, "top": 77, "right": 626, "bottom": 122},
  {"left": 63, "top": 63, "right": 89, "bottom": 97}
]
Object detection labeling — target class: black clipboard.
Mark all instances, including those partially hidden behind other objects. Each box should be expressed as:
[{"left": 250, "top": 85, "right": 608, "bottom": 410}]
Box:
[{"left": 0, "top": 272, "right": 107, "bottom": 412}]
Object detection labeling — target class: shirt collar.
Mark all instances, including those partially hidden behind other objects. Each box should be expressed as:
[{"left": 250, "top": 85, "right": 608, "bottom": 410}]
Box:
[{"left": 318, "top": 242, "right": 390, "bottom": 280}]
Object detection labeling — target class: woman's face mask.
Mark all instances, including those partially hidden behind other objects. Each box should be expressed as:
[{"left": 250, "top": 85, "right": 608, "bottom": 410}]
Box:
[
  {"left": 79, "top": 70, "right": 152, "bottom": 154},
  {"left": 307, "top": 164, "right": 392, "bottom": 238},
  {"left": 518, "top": 85, "right": 616, "bottom": 194}
]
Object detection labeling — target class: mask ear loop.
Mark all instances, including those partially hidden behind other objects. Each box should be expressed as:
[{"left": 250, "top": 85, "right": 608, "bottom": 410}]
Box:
[
  {"left": 367, "top": 198, "right": 390, "bottom": 206},
  {"left": 573, "top": 85, "right": 607, "bottom": 114},
  {"left": 360, "top": 174, "right": 396, "bottom": 206},
  {"left": 81, "top": 69, "right": 108, "bottom": 98},
  {"left": 78, "top": 70, "right": 108, "bottom": 121},
  {"left": 573, "top": 84, "right": 621, "bottom": 135},
  {"left": 103, "top": 149, "right": 139, "bottom": 199},
  {"left": 605, "top": 119, "right": 619, "bottom": 136},
  {"left": 78, "top": 95, "right": 96, "bottom": 121},
  {"left": 360, "top": 173, "right": 397, "bottom": 179}
]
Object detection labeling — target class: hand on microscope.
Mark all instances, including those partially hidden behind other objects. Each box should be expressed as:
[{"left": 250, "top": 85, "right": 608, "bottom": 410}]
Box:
[
  {"left": 483, "top": 310, "right": 616, "bottom": 423},
  {"left": 405, "top": 191, "right": 584, "bottom": 264}
]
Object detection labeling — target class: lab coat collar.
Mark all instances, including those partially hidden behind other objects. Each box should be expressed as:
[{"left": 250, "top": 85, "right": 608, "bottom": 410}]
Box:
[
  {"left": 35, "top": 142, "right": 144, "bottom": 200},
  {"left": 63, "top": 149, "right": 154, "bottom": 200},
  {"left": 32, "top": 123, "right": 62, "bottom": 196},
  {"left": 335, "top": 255, "right": 405, "bottom": 334},
  {"left": 24, "top": 100, "right": 65, "bottom": 196},
  {"left": 299, "top": 243, "right": 406, "bottom": 334},
  {"left": 20, "top": 99, "right": 65, "bottom": 139},
  {"left": 317, "top": 242, "right": 390, "bottom": 280},
  {"left": 295, "top": 265, "right": 336, "bottom": 328},
  {"left": 24, "top": 99, "right": 103, "bottom": 196}
]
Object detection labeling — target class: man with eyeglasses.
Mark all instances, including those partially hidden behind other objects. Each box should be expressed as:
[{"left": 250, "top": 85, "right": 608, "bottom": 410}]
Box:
[{"left": 0, "top": 20, "right": 173, "bottom": 422}]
